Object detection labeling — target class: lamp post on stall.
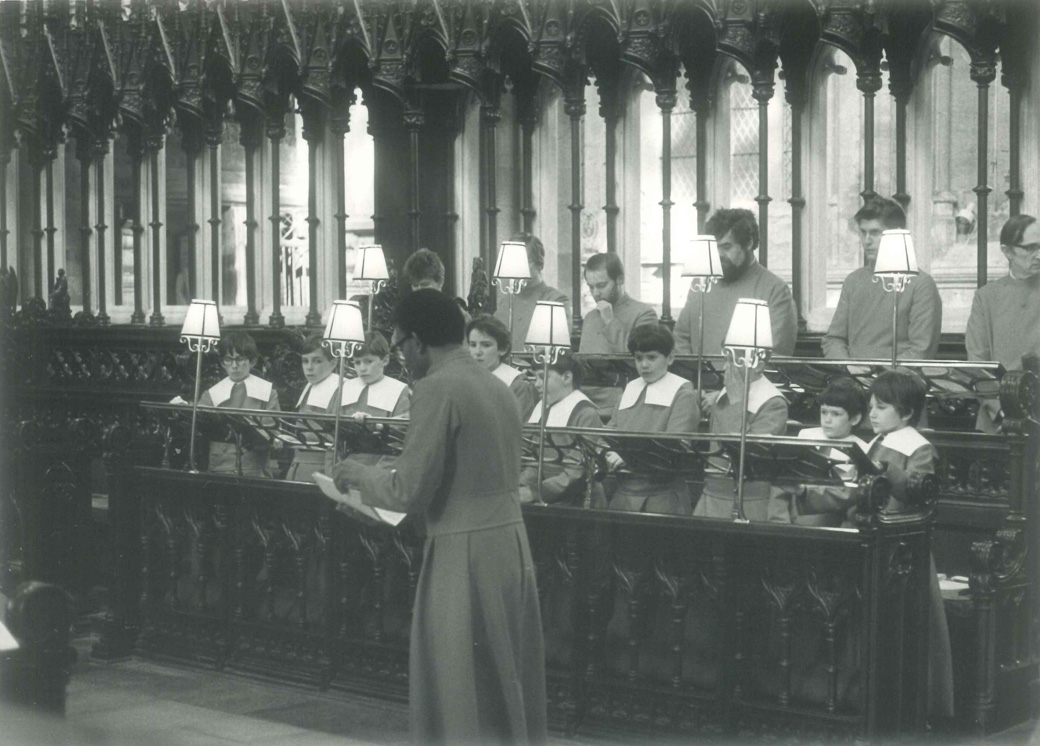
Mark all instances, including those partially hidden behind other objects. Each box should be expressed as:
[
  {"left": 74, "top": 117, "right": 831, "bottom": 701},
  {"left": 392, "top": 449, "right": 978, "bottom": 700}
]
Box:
[
  {"left": 493, "top": 240, "right": 531, "bottom": 341},
  {"left": 681, "top": 234, "right": 724, "bottom": 401},
  {"left": 525, "top": 300, "right": 571, "bottom": 503},
  {"left": 873, "top": 229, "right": 919, "bottom": 367},
  {"left": 322, "top": 300, "right": 367, "bottom": 462},
  {"left": 181, "top": 299, "right": 221, "bottom": 473},
  {"left": 356, "top": 245, "right": 390, "bottom": 332},
  {"left": 722, "top": 298, "right": 773, "bottom": 523}
]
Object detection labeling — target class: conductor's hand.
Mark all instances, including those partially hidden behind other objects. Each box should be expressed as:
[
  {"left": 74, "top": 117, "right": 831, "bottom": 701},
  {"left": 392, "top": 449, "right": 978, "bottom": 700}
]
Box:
[
  {"left": 595, "top": 300, "right": 614, "bottom": 324},
  {"left": 605, "top": 451, "right": 625, "bottom": 471}
]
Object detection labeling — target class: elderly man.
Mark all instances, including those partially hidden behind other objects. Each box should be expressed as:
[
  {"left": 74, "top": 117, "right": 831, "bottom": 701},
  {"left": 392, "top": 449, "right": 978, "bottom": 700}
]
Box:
[
  {"left": 331, "top": 289, "right": 547, "bottom": 745},
  {"left": 675, "top": 208, "right": 797, "bottom": 357},
  {"left": 494, "top": 232, "right": 571, "bottom": 344},
  {"left": 823, "top": 197, "right": 942, "bottom": 361},
  {"left": 966, "top": 214, "right": 1040, "bottom": 432}
]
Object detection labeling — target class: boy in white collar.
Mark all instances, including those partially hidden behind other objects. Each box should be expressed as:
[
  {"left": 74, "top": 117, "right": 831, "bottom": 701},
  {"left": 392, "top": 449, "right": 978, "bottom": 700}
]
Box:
[
  {"left": 340, "top": 332, "right": 411, "bottom": 420},
  {"left": 286, "top": 333, "right": 341, "bottom": 482},
  {"left": 198, "top": 330, "right": 280, "bottom": 476},
  {"left": 604, "top": 324, "right": 700, "bottom": 515},
  {"left": 519, "top": 353, "right": 603, "bottom": 505},
  {"left": 466, "top": 314, "right": 538, "bottom": 421}
]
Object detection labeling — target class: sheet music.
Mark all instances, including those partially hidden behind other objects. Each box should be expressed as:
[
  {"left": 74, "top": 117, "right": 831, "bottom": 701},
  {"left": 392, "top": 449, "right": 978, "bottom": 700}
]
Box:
[{"left": 312, "top": 473, "right": 406, "bottom": 527}]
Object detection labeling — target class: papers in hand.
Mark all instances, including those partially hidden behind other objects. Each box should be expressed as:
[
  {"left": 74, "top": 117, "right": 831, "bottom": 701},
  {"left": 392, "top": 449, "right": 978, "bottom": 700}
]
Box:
[
  {"left": 0, "top": 621, "right": 19, "bottom": 651},
  {"left": 169, "top": 396, "right": 189, "bottom": 405},
  {"left": 312, "top": 472, "right": 406, "bottom": 527}
]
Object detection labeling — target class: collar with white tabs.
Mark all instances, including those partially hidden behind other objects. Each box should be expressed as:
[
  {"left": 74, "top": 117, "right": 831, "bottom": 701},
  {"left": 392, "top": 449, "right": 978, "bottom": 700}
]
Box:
[
  {"left": 208, "top": 375, "right": 272, "bottom": 406},
  {"left": 528, "top": 389, "right": 592, "bottom": 426},
  {"left": 339, "top": 375, "right": 407, "bottom": 412},
  {"left": 798, "top": 426, "right": 869, "bottom": 461},
  {"left": 618, "top": 371, "right": 686, "bottom": 410},
  {"left": 296, "top": 373, "right": 341, "bottom": 409},
  {"left": 491, "top": 363, "right": 522, "bottom": 386},
  {"left": 869, "top": 426, "right": 930, "bottom": 457},
  {"left": 718, "top": 376, "right": 784, "bottom": 415}
]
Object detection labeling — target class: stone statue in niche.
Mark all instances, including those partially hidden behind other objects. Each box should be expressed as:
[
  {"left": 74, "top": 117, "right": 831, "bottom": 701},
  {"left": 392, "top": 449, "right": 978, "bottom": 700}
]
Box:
[{"left": 50, "top": 268, "right": 70, "bottom": 315}]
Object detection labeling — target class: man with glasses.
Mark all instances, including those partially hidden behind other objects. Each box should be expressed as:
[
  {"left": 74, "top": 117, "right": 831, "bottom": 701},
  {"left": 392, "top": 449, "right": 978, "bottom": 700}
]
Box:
[
  {"left": 966, "top": 214, "right": 1040, "bottom": 432},
  {"left": 331, "top": 289, "right": 547, "bottom": 745},
  {"left": 198, "top": 330, "right": 281, "bottom": 475}
]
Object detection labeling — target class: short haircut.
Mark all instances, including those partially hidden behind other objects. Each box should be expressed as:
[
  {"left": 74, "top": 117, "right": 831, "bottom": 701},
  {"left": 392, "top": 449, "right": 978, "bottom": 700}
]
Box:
[
  {"left": 402, "top": 248, "right": 445, "bottom": 286},
  {"left": 999, "top": 214, "right": 1037, "bottom": 248},
  {"left": 627, "top": 323, "right": 674, "bottom": 356},
  {"left": 854, "top": 197, "right": 906, "bottom": 230},
  {"left": 219, "top": 330, "right": 258, "bottom": 361},
  {"left": 548, "top": 352, "right": 585, "bottom": 389},
  {"left": 819, "top": 377, "right": 867, "bottom": 421},
  {"left": 706, "top": 208, "right": 759, "bottom": 252},
  {"left": 584, "top": 252, "right": 624, "bottom": 282},
  {"left": 355, "top": 331, "right": 391, "bottom": 359},
  {"left": 395, "top": 288, "right": 465, "bottom": 346},
  {"left": 871, "top": 368, "right": 927, "bottom": 426},
  {"left": 301, "top": 332, "right": 333, "bottom": 360},
  {"left": 511, "top": 232, "right": 545, "bottom": 270},
  {"left": 466, "top": 314, "right": 513, "bottom": 357}
]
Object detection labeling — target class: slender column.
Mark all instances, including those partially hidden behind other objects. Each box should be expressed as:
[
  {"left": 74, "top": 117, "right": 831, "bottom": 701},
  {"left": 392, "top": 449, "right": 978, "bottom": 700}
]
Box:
[
  {"left": 45, "top": 158, "right": 56, "bottom": 293},
  {"left": 564, "top": 95, "right": 585, "bottom": 333},
  {"left": 601, "top": 83, "right": 620, "bottom": 254},
  {"left": 481, "top": 104, "right": 501, "bottom": 274},
  {"left": 657, "top": 89, "right": 677, "bottom": 326},
  {"left": 752, "top": 78, "right": 775, "bottom": 267},
  {"left": 1002, "top": 72, "right": 1023, "bottom": 216},
  {"left": 205, "top": 126, "right": 222, "bottom": 307},
  {"left": 148, "top": 134, "right": 164, "bottom": 326},
  {"left": 971, "top": 61, "right": 996, "bottom": 288},
  {"left": 240, "top": 117, "right": 261, "bottom": 324},
  {"left": 893, "top": 93, "right": 910, "bottom": 210},
  {"left": 330, "top": 97, "right": 353, "bottom": 300},
  {"left": 405, "top": 109, "right": 424, "bottom": 255},
  {"left": 130, "top": 137, "right": 146, "bottom": 323},
  {"left": 518, "top": 100, "right": 537, "bottom": 233},
  {"left": 30, "top": 147, "right": 44, "bottom": 298},
  {"left": 0, "top": 134, "right": 8, "bottom": 269},
  {"left": 302, "top": 107, "right": 323, "bottom": 328},
  {"left": 267, "top": 115, "right": 286, "bottom": 327},
  {"left": 787, "top": 93, "right": 805, "bottom": 328},
  {"left": 444, "top": 111, "right": 461, "bottom": 288},
  {"left": 94, "top": 140, "right": 110, "bottom": 324},
  {"left": 857, "top": 72, "right": 882, "bottom": 202},
  {"left": 182, "top": 129, "right": 200, "bottom": 299},
  {"left": 77, "top": 141, "right": 92, "bottom": 314},
  {"left": 694, "top": 107, "right": 709, "bottom": 232}
]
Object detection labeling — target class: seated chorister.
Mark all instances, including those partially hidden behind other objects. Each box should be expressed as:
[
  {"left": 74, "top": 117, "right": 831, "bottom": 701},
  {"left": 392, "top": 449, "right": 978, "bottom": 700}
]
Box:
[
  {"left": 285, "top": 332, "right": 342, "bottom": 483},
  {"left": 466, "top": 314, "right": 539, "bottom": 421},
  {"left": 198, "top": 330, "right": 280, "bottom": 477},
  {"left": 520, "top": 353, "right": 603, "bottom": 506},
  {"left": 605, "top": 324, "right": 700, "bottom": 516},
  {"left": 339, "top": 332, "right": 411, "bottom": 419}
]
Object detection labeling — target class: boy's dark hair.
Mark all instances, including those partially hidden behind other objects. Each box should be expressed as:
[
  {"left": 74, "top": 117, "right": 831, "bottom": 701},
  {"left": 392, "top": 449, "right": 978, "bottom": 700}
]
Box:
[
  {"left": 355, "top": 331, "right": 391, "bottom": 359},
  {"left": 819, "top": 377, "right": 867, "bottom": 422},
  {"left": 706, "top": 208, "right": 759, "bottom": 252},
  {"left": 999, "top": 214, "right": 1037, "bottom": 248},
  {"left": 548, "top": 352, "right": 585, "bottom": 389},
  {"left": 854, "top": 196, "right": 906, "bottom": 230},
  {"left": 871, "top": 368, "right": 927, "bottom": 426},
  {"left": 402, "top": 248, "right": 445, "bottom": 286},
  {"left": 396, "top": 288, "right": 465, "bottom": 346},
  {"left": 301, "top": 332, "right": 334, "bottom": 360},
  {"left": 511, "top": 232, "right": 545, "bottom": 270},
  {"left": 219, "top": 330, "right": 258, "bottom": 361},
  {"left": 627, "top": 323, "right": 674, "bottom": 356},
  {"left": 584, "top": 252, "right": 624, "bottom": 282},
  {"left": 466, "top": 314, "right": 513, "bottom": 357}
]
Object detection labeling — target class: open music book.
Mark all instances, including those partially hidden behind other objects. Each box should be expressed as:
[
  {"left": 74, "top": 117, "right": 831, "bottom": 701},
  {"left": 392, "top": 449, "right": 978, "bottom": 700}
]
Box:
[{"left": 312, "top": 472, "right": 407, "bottom": 527}]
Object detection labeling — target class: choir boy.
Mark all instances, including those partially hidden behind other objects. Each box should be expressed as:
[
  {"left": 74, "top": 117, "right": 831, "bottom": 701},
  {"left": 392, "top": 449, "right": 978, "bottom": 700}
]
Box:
[
  {"left": 466, "top": 314, "right": 539, "bottom": 421},
  {"left": 339, "top": 332, "right": 411, "bottom": 420},
  {"left": 604, "top": 324, "right": 700, "bottom": 515},
  {"left": 285, "top": 333, "right": 341, "bottom": 483},
  {"left": 198, "top": 330, "right": 280, "bottom": 476}
]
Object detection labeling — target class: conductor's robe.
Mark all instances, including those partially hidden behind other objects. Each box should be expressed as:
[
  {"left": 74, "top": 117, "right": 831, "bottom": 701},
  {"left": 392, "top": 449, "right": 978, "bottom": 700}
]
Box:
[
  {"left": 608, "top": 372, "right": 700, "bottom": 515},
  {"left": 692, "top": 377, "right": 788, "bottom": 521},
  {"left": 520, "top": 389, "right": 604, "bottom": 506},
  {"left": 338, "top": 375, "right": 411, "bottom": 468},
  {"left": 491, "top": 363, "right": 539, "bottom": 422},
  {"left": 285, "top": 373, "right": 343, "bottom": 483},
  {"left": 198, "top": 374, "right": 280, "bottom": 476},
  {"left": 344, "top": 349, "right": 547, "bottom": 745}
]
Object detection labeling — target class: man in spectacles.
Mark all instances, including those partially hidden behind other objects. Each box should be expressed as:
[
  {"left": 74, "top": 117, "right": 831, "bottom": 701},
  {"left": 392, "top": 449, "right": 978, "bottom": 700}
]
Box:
[{"left": 966, "top": 214, "right": 1040, "bottom": 432}]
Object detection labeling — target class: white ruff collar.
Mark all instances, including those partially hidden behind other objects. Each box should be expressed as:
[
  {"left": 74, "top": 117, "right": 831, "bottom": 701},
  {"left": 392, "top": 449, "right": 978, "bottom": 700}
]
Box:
[
  {"left": 618, "top": 372, "right": 686, "bottom": 410},
  {"left": 207, "top": 375, "right": 272, "bottom": 406},
  {"left": 528, "top": 389, "right": 592, "bottom": 426},
  {"left": 798, "top": 427, "right": 869, "bottom": 462},
  {"left": 719, "top": 376, "right": 784, "bottom": 415},
  {"left": 869, "top": 426, "right": 929, "bottom": 457},
  {"left": 296, "top": 373, "right": 342, "bottom": 409},
  {"left": 491, "top": 363, "right": 522, "bottom": 386},
  {"left": 339, "top": 375, "right": 408, "bottom": 412}
]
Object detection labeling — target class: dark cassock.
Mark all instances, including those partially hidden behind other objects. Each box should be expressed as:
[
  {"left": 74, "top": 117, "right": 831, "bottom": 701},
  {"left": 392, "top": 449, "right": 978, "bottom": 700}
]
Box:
[
  {"left": 334, "top": 344, "right": 546, "bottom": 745},
  {"left": 495, "top": 279, "right": 571, "bottom": 347},
  {"left": 286, "top": 373, "right": 343, "bottom": 483},
  {"left": 520, "top": 388, "right": 604, "bottom": 506},
  {"left": 198, "top": 374, "right": 280, "bottom": 476}
]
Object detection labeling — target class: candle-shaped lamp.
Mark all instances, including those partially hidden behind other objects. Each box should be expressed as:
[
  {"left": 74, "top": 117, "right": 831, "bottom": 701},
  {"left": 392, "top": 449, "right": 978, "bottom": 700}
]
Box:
[
  {"left": 872, "top": 229, "right": 918, "bottom": 367},
  {"left": 682, "top": 234, "right": 724, "bottom": 399},
  {"left": 323, "top": 300, "right": 367, "bottom": 461},
  {"left": 525, "top": 301, "right": 571, "bottom": 504},
  {"left": 494, "top": 240, "right": 532, "bottom": 340},
  {"left": 181, "top": 299, "right": 221, "bottom": 472},
  {"left": 356, "top": 245, "right": 390, "bottom": 332}
]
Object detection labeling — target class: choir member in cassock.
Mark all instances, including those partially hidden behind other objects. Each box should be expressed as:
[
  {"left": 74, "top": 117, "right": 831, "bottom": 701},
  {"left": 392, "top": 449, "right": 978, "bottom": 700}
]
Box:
[
  {"left": 966, "top": 214, "right": 1040, "bottom": 432},
  {"left": 198, "top": 331, "right": 280, "bottom": 476},
  {"left": 402, "top": 248, "right": 471, "bottom": 321},
  {"left": 494, "top": 232, "right": 571, "bottom": 345},
  {"left": 338, "top": 332, "right": 411, "bottom": 420},
  {"left": 285, "top": 333, "right": 342, "bottom": 483},
  {"left": 331, "top": 289, "right": 547, "bottom": 746},
  {"left": 604, "top": 325, "right": 700, "bottom": 515},
  {"left": 467, "top": 314, "right": 539, "bottom": 422},
  {"left": 674, "top": 208, "right": 797, "bottom": 357},
  {"left": 692, "top": 357, "right": 788, "bottom": 522},
  {"left": 520, "top": 353, "right": 604, "bottom": 506},
  {"left": 823, "top": 197, "right": 942, "bottom": 361}
]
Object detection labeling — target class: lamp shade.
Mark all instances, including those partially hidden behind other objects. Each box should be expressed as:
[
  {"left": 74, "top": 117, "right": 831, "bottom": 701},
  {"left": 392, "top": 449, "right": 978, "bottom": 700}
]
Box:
[
  {"left": 181, "top": 299, "right": 221, "bottom": 340},
  {"left": 682, "top": 235, "right": 723, "bottom": 278},
  {"left": 323, "top": 300, "right": 366, "bottom": 343},
  {"left": 724, "top": 298, "right": 773, "bottom": 350},
  {"left": 356, "top": 245, "right": 390, "bottom": 281},
  {"left": 873, "top": 230, "right": 919, "bottom": 275},
  {"left": 525, "top": 301, "right": 570, "bottom": 348},
  {"left": 494, "top": 241, "right": 532, "bottom": 280}
]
